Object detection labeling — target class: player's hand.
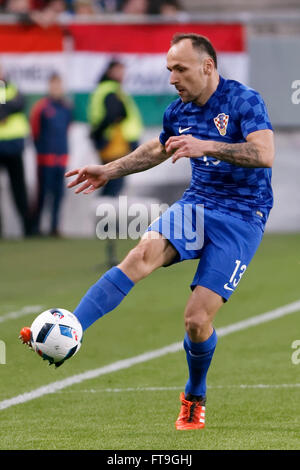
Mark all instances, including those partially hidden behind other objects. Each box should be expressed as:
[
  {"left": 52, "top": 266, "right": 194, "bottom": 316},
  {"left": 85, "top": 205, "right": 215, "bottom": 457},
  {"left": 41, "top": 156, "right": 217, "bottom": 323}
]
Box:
[
  {"left": 65, "top": 165, "right": 109, "bottom": 194},
  {"left": 165, "top": 135, "right": 209, "bottom": 163}
]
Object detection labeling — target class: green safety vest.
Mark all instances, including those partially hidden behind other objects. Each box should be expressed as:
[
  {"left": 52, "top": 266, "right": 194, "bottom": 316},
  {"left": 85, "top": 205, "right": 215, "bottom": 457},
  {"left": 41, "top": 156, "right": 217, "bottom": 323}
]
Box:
[
  {"left": 0, "top": 83, "right": 29, "bottom": 140},
  {"left": 88, "top": 80, "right": 143, "bottom": 143}
]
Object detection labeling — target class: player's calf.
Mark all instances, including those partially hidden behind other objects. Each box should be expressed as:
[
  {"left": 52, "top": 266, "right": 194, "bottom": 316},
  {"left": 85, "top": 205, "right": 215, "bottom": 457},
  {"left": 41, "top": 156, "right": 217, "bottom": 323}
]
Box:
[{"left": 184, "top": 285, "right": 223, "bottom": 342}]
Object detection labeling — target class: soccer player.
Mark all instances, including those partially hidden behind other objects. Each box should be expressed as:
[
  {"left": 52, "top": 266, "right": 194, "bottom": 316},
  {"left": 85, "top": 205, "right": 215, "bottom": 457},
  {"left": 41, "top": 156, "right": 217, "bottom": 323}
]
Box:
[{"left": 22, "top": 33, "right": 275, "bottom": 430}]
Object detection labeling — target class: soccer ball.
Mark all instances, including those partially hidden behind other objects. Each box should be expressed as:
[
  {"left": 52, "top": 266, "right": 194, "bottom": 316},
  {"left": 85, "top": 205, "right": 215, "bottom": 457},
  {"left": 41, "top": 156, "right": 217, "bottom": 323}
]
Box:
[{"left": 30, "top": 308, "right": 83, "bottom": 367}]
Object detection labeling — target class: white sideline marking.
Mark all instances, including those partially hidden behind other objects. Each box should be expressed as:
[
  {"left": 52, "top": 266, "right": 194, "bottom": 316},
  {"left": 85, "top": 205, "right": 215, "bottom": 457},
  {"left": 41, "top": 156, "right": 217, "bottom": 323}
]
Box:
[
  {"left": 0, "top": 306, "right": 44, "bottom": 324},
  {"left": 56, "top": 383, "right": 300, "bottom": 394},
  {"left": 1, "top": 299, "right": 300, "bottom": 411}
]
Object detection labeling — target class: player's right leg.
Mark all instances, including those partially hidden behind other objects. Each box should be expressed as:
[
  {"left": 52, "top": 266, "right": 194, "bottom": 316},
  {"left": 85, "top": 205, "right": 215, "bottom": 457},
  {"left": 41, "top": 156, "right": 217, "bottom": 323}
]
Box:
[
  {"left": 19, "top": 232, "right": 176, "bottom": 345},
  {"left": 69, "top": 232, "right": 177, "bottom": 331},
  {"left": 118, "top": 230, "right": 177, "bottom": 283}
]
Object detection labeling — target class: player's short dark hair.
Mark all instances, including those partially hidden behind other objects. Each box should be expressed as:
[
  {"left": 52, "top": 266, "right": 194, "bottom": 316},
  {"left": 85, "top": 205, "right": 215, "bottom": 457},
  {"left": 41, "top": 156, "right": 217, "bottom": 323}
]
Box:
[{"left": 171, "top": 33, "right": 218, "bottom": 68}]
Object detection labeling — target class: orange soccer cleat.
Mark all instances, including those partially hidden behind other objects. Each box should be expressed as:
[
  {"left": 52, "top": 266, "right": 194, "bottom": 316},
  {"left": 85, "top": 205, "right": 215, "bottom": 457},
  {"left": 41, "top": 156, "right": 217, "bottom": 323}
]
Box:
[
  {"left": 175, "top": 393, "right": 206, "bottom": 430},
  {"left": 19, "top": 327, "right": 32, "bottom": 347}
]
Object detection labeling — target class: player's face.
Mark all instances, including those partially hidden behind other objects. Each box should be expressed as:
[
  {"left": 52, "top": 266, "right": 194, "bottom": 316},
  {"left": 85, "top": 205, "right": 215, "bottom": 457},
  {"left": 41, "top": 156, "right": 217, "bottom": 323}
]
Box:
[{"left": 166, "top": 39, "right": 212, "bottom": 104}]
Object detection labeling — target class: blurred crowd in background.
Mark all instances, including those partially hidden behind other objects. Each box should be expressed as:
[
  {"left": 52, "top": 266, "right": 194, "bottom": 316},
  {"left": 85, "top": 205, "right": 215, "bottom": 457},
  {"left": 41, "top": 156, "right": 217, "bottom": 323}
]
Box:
[
  {"left": 0, "top": 0, "right": 299, "bottom": 238},
  {"left": 0, "top": 68, "right": 73, "bottom": 238},
  {"left": 0, "top": 0, "right": 188, "bottom": 239},
  {"left": 0, "top": 0, "right": 184, "bottom": 27},
  {"left": 0, "top": 57, "right": 144, "bottom": 239}
]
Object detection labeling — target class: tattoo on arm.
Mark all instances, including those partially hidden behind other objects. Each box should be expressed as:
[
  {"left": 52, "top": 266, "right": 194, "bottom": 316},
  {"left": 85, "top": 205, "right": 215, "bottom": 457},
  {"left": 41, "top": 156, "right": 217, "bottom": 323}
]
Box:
[
  {"left": 105, "top": 138, "right": 169, "bottom": 179},
  {"left": 208, "top": 142, "right": 263, "bottom": 168}
]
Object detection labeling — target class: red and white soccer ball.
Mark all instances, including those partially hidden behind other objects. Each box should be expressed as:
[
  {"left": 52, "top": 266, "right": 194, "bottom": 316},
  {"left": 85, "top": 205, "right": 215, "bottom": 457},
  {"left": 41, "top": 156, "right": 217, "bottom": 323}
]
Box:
[{"left": 30, "top": 308, "right": 83, "bottom": 366}]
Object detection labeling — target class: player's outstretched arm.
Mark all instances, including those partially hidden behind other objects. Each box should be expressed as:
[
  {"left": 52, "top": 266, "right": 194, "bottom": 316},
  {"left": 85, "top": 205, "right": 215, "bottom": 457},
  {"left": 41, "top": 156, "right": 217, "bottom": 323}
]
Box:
[
  {"left": 166, "top": 129, "right": 274, "bottom": 168},
  {"left": 65, "top": 137, "right": 168, "bottom": 194}
]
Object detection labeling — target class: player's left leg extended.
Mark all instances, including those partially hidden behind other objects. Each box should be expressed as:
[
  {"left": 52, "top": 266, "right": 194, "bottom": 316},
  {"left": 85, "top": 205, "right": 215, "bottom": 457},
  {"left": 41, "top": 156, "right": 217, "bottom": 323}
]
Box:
[
  {"left": 175, "top": 286, "right": 223, "bottom": 430},
  {"left": 19, "top": 232, "right": 176, "bottom": 347}
]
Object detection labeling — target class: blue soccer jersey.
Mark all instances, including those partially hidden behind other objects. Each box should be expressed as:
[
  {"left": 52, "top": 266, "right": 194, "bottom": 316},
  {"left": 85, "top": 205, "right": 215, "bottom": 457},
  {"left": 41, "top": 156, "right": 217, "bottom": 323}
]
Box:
[{"left": 159, "top": 75, "right": 273, "bottom": 227}]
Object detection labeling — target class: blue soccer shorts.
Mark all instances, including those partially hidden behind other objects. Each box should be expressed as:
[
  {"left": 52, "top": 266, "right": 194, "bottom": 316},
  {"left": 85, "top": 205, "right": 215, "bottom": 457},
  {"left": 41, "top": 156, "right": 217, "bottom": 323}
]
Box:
[{"left": 147, "top": 200, "right": 264, "bottom": 301}]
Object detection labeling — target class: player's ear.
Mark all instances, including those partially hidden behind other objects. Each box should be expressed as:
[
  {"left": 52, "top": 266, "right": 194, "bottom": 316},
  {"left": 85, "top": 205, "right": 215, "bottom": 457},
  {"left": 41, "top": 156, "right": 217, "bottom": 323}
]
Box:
[{"left": 203, "top": 57, "right": 214, "bottom": 75}]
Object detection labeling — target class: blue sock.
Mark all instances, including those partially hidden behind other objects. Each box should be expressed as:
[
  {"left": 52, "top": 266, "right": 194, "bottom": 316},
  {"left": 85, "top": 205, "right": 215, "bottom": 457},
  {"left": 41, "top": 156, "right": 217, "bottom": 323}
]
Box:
[
  {"left": 184, "top": 329, "right": 218, "bottom": 398},
  {"left": 73, "top": 267, "right": 134, "bottom": 331}
]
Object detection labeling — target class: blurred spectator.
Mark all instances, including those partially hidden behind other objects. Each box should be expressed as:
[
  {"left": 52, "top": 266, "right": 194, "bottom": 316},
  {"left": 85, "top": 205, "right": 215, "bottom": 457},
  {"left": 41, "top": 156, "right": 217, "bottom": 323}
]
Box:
[
  {"left": 3, "top": 0, "right": 185, "bottom": 16},
  {"left": 4, "top": 0, "right": 70, "bottom": 27},
  {"left": 5, "top": 0, "right": 30, "bottom": 13},
  {"left": 30, "top": 0, "right": 52, "bottom": 9},
  {"left": 73, "top": 0, "right": 97, "bottom": 14},
  {"left": 88, "top": 59, "right": 143, "bottom": 265},
  {"left": 30, "top": 0, "right": 70, "bottom": 27},
  {"left": 88, "top": 59, "right": 143, "bottom": 194},
  {"left": 0, "top": 64, "right": 31, "bottom": 237},
  {"left": 30, "top": 73, "right": 72, "bottom": 237},
  {"left": 96, "top": 0, "right": 123, "bottom": 12},
  {"left": 148, "top": 0, "right": 182, "bottom": 15},
  {"left": 5, "top": 0, "right": 70, "bottom": 28},
  {"left": 121, "top": 0, "right": 148, "bottom": 14},
  {"left": 45, "top": 0, "right": 68, "bottom": 15},
  {"left": 159, "top": 0, "right": 182, "bottom": 15}
]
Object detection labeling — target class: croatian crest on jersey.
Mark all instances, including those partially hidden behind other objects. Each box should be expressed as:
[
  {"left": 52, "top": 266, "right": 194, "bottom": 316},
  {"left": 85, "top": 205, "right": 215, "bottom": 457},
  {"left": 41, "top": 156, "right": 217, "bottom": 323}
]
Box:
[{"left": 214, "top": 113, "right": 229, "bottom": 136}]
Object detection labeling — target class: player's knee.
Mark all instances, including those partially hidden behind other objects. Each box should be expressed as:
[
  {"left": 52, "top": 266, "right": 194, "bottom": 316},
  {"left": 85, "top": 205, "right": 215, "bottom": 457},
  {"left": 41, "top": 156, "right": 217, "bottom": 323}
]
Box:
[{"left": 184, "top": 307, "right": 212, "bottom": 342}]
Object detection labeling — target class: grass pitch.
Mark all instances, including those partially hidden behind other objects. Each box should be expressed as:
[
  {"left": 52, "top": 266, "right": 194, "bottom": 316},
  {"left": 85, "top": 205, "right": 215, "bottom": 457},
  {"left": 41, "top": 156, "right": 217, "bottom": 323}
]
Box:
[{"left": 0, "top": 234, "right": 299, "bottom": 450}]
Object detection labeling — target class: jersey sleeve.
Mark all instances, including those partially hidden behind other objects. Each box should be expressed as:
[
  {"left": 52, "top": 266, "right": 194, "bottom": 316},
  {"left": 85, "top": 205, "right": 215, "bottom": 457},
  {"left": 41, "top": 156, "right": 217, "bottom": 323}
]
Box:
[
  {"left": 159, "top": 102, "right": 176, "bottom": 145},
  {"left": 238, "top": 89, "right": 273, "bottom": 139}
]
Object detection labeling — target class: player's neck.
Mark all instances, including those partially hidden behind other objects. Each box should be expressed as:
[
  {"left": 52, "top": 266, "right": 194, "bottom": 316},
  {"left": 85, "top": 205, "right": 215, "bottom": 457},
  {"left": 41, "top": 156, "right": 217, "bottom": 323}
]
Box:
[{"left": 194, "top": 73, "right": 220, "bottom": 107}]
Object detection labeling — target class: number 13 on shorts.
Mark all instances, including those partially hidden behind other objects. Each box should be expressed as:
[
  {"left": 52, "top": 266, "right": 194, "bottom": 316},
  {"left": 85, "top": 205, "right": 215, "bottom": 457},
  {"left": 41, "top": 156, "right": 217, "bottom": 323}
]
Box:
[{"left": 224, "top": 259, "right": 247, "bottom": 292}]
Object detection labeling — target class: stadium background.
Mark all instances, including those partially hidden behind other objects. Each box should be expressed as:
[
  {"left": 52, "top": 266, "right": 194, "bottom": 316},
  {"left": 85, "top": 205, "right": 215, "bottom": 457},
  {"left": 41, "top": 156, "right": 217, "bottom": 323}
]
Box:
[{"left": 0, "top": 0, "right": 300, "bottom": 237}]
